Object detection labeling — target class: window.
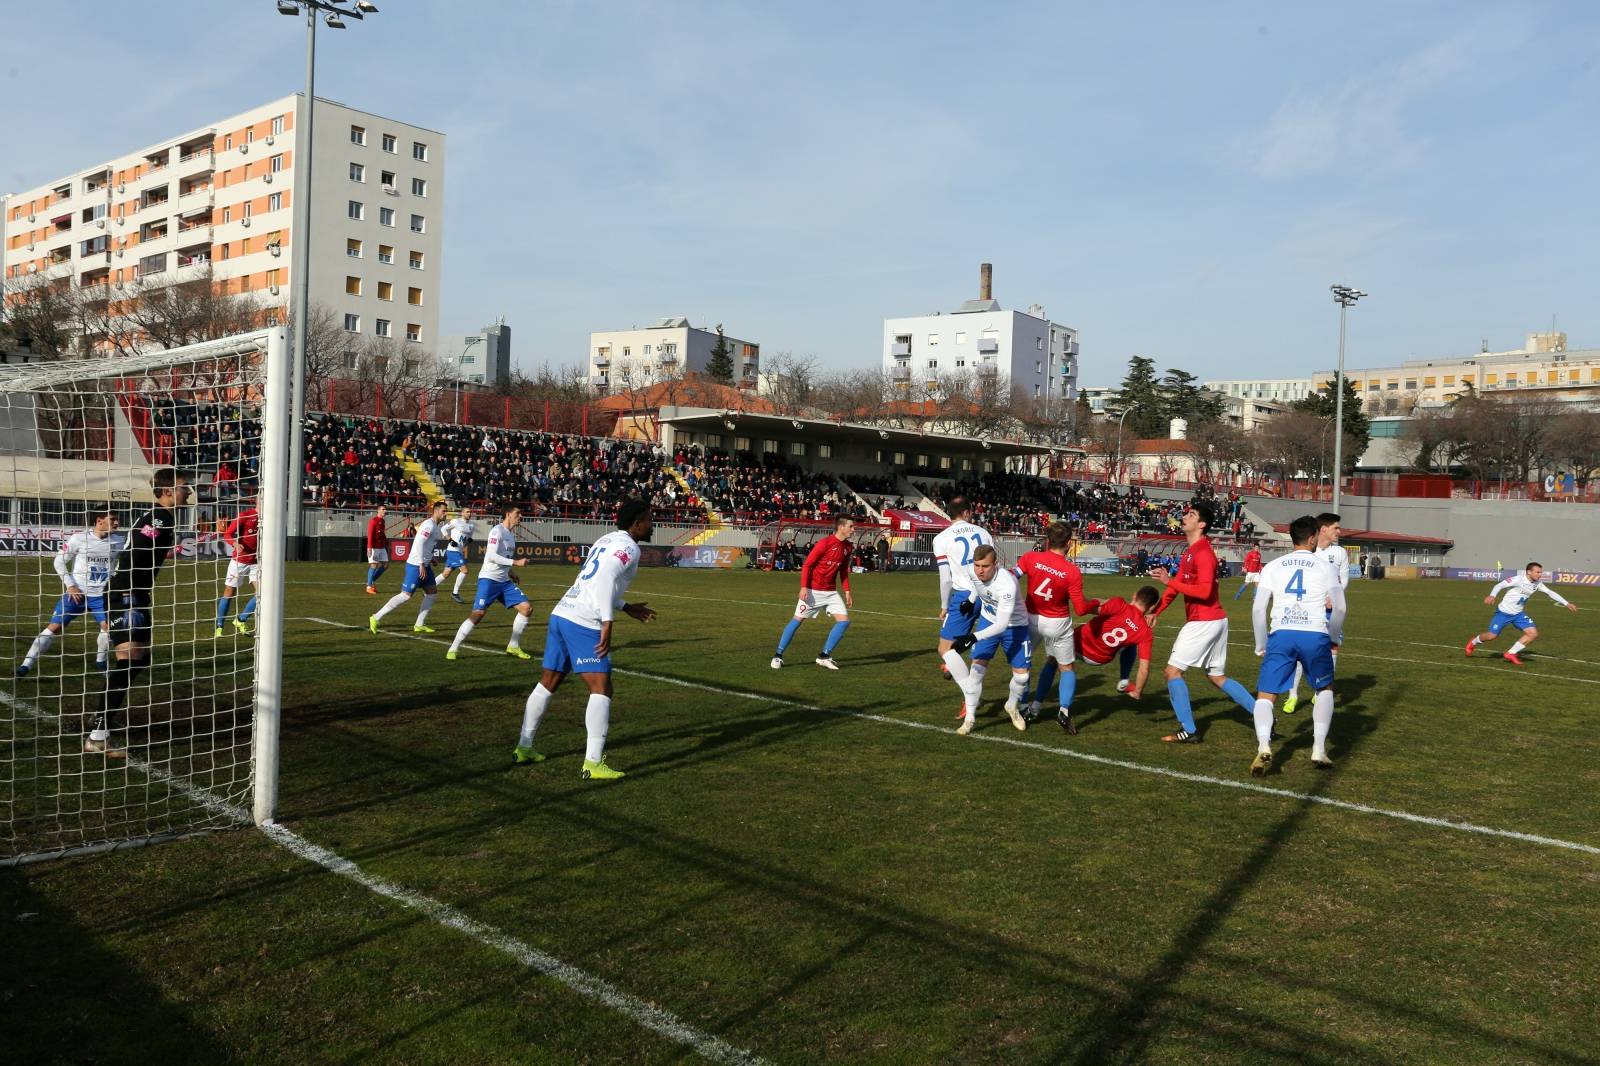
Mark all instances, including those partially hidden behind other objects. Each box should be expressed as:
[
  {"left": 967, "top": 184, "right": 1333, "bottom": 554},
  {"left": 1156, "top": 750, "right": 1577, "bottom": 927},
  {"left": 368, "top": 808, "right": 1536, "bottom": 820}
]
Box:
[
  {"left": 407, "top": 286, "right": 422, "bottom": 305},
  {"left": 347, "top": 200, "right": 364, "bottom": 220},
  {"left": 220, "top": 244, "right": 230, "bottom": 260},
  {"left": 1404, "top": 379, "right": 1417, "bottom": 390},
  {"left": 350, "top": 125, "right": 366, "bottom": 145},
  {"left": 735, "top": 437, "right": 751, "bottom": 452},
  {"left": 270, "top": 154, "right": 284, "bottom": 173},
  {"left": 138, "top": 252, "right": 167, "bottom": 276},
  {"left": 379, "top": 207, "right": 395, "bottom": 227},
  {"left": 411, "top": 177, "right": 427, "bottom": 196},
  {"left": 662, "top": 342, "right": 676, "bottom": 355},
  {"left": 382, "top": 133, "right": 397, "bottom": 153},
  {"left": 409, "top": 250, "right": 424, "bottom": 270},
  {"left": 405, "top": 323, "right": 421, "bottom": 342},
  {"left": 377, "top": 281, "right": 393, "bottom": 300},
  {"left": 375, "top": 318, "right": 391, "bottom": 338},
  {"left": 343, "top": 313, "right": 360, "bottom": 333},
  {"left": 409, "top": 214, "right": 425, "bottom": 233},
  {"left": 1035, "top": 360, "right": 1042, "bottom": 373},
  {"left": 345, "top": 276, "right": 361, "bottom": 296},
  {"left": 955, "top": 331, "right": 966, "bottom": 344},
  {"left": 245, "top": 128, "right": 254, "bottom": 144},
  {"left": 347, "top": 238, "right": 363, "bottom": 258},
  {"left": 271, "top": 115, "right": 285, "bottom": 136},
  {"left": 1443, "top": 375, "right": 1456, "bottom": 386},
  {"left": 241, "top": 201, "right": 252, "bottom": 219},
  {"left": 927, "top": 359, "right": 938, "bottom": 369},
  {"left": 939, "top": 455, "right": 952, "bottom": 470},
  {"left": 412, "top": 141, "right": 428, "bottom": 161},
  {"left": 342, "top": 350, "right": 357, "bottom": 370},
  {"left": 224, "top": 135, "right": 232, "bottom": 151},
  {"left": 763, "top": 440, "right": 779, "bottom": 455},
  {"left": 267, "top": 192, "right": 282, "bottom": 212},
  {"left": 927, "top": 333, "right": 939, "bottom": 345},
  {"left": 378, "top": 244, "right": 394, "bottom": 263},
  {"left": 643, "top": 344, "right": 652, "bottom": 355},
  {"left": 818, "top": 444, "right": 832, "bottom": 459},
  {"left": 955, "top": 359, "right": 966, "bottom": 368},
  {"left": 790, "top": 442, "right": 806, "bottom": 457},
  {"left": 1037, "top": 337, "right": 1045, "bottom": 350},
  {"left": 893, "top": 452, "right": 907, "bottom": 466},
  {"left": 381, "top": 170, "right": 395, "bottom": 189},
  {"left": 349, "top": 162, "right": 365, "bottom": 182}
]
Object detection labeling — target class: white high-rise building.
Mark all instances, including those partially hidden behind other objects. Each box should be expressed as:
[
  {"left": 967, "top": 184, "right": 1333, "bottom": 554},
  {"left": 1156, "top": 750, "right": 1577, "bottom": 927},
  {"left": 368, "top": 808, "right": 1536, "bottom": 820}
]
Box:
[
  {"left": 589, "top": 318, "right": 759, "bottom": 393},
  {"left": 2, "top": 94, "right": 444, "bottom": 364},
  {"left": 881, "top": 263, "right": 1079, "bottom": 413}
]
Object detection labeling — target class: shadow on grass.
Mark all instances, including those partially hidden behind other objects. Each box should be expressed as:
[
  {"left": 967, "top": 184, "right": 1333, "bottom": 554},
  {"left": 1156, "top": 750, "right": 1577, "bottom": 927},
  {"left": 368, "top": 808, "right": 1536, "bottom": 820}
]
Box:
[{"left": 0, "top": 868, "right": 241, "bottom": 1063}]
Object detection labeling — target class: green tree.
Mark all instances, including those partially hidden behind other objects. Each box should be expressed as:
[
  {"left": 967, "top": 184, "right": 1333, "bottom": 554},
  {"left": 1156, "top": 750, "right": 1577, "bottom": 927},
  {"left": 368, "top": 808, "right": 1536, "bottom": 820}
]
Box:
[
  {"left": 1292, "top": 377, "right": 1371, "bottom": 475},
  {"left": 1109, "top": 355, "right": 1166, "bottom": 438},
  {"left": 1159, "top": 368, "right": 1226, "bottom": 426},
  {"left": 704, "top": 325, "right": 735, "bottom": 384}
]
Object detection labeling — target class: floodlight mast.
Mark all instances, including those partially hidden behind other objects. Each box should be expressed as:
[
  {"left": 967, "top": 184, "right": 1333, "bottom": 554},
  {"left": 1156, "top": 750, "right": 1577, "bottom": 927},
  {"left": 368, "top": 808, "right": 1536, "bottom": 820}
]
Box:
[
  {"left": 271, "top": 1, "right": 380, "bottom": 547},
  {"left": 1329, "top": 284, "right": 1366, "bottom": 512}
]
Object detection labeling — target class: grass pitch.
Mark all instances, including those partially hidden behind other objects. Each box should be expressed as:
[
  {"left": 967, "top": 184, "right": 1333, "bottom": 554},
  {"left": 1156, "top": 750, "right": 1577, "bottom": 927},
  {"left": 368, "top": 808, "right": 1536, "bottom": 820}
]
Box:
[{"left": 4, "top": 562, "right": 1599, "bottom": 1064}]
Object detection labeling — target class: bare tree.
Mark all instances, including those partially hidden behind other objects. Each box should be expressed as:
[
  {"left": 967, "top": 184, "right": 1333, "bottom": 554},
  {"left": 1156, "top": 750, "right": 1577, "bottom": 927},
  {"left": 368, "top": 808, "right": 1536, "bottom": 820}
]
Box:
[
  {"left": 1253, "top": 410, "right": 1325, "bottom": 483},
  {"left": 83, "top": 264, "right": 265, "bottom": 357},
  {"left": 281, "top": 301, "right": 346, "bottom": 406},
  {"left": 1186, "top": 420, "right": 1245, "bottom": 484},
  {"left": 760, "top": 350, "right": 821, "bottom": 416},
  {"left": 1543, "top": 409, "right": 1600, "bottom": 491}
]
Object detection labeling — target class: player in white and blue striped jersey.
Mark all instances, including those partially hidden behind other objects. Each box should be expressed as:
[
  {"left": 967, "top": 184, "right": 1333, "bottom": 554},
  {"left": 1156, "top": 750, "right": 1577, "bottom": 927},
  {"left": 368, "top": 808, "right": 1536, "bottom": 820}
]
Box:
[{"left": 1249, "top": 514, "right": 1346, "bottom": 776}]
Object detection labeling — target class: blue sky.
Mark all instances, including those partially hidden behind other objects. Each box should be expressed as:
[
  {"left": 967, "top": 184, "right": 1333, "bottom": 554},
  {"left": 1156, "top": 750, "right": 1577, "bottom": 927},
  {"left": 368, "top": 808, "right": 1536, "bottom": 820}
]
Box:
[{"left": 4, "top": 1, "right": 1596, "bottom": 385}]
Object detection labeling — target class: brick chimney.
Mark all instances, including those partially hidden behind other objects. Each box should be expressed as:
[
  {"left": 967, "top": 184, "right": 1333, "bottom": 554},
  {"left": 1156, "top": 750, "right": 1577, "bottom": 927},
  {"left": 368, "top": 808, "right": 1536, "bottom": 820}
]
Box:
[{"left": 980, "top": 262, "right": 993, "bottom": 301}]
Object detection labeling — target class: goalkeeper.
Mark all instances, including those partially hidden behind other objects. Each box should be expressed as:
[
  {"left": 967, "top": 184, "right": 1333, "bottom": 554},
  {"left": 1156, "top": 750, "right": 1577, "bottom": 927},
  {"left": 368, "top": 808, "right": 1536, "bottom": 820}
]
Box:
[{"left": 88, "top": 468, "right": 186, "bottom": 758}]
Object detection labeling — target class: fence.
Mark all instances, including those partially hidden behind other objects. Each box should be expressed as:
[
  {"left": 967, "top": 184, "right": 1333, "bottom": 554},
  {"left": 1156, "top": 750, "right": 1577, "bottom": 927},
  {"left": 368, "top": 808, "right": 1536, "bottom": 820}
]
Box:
[{"left": 316, "top": 378, "right": 611, "bottom": 437}]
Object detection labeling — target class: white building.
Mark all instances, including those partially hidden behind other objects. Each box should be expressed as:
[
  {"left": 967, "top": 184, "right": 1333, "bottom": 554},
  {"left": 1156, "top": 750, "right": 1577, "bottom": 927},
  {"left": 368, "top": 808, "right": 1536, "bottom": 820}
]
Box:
[
  {"left": 2, "top": 94, "right": 444, "bottom": 367},
  {"left": 1313, "top": 332, "right": 1600, "bottom": 412},
  {"left": 881, "top": 263, "right": 1080, "bottom": 413},
  {"left": 1080, "top": 386, "right": 1118, "bottom": 415},
  {"left": 1202, "top": 377, "right": 1314, "bottom": 405},
  {"left": 589, "top": 318, "right": 759, "bottom": 394}
]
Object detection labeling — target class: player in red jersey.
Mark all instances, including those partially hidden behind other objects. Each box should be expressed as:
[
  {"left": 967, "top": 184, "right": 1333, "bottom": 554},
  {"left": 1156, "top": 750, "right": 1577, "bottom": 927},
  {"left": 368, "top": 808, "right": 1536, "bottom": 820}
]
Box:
[
  {"left": 770, "top": 517, "right": 856, "bottom": 670},
  {"left": 1016, "top": 522, "right": 1099, "bottom": 724},
  {"left": 365, "top": 504, "right": 391, "bottom": 594},
  {"left": 1233, "top": 544, "right": 1264, "bottom": 601},
  {"left": 1150, "top": 501, "right": 1259, "bottom": 743},
  {"left": 1047, "top": 587, "right": 1162, "bottom": 734},
  {"left": 215, "top": 500, "right": 261, "bottom": 637}
]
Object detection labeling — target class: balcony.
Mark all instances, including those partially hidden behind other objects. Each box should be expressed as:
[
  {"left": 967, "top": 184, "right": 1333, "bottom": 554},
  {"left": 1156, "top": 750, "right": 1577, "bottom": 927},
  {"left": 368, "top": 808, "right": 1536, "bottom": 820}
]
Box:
[
  {"left": 658, "top": 352, "right": 678, "bottom": 364},
  {"left": 891, "top": 366, "right": 911, "bottom": 382},
  {"left": 177, "top": 148, "right": 215, "bottom": 177},
  {"left": 139, "top": 191, "right": 171, "bottom": 213},
  {"left": 593, "top": 354, "right": 610, "bottom": 367},
  {"left": 891, "top": 342, "right": 912, "bottom": 357},
  {"left": 976, "top": 338, "right": 999, "bottom": 354}
]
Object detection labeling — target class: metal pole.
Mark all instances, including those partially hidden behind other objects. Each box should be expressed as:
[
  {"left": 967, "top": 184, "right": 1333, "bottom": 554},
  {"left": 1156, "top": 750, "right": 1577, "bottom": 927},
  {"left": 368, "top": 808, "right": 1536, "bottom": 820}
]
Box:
[
  {"left": 1332, "top": 300, "right": 1347, "bottom": 512},
  {"left": 285, "top": 8, "right": 316, "bottom": 546},
  {"left": 254, "top": 326, "right": 292, "bottom": 826}
]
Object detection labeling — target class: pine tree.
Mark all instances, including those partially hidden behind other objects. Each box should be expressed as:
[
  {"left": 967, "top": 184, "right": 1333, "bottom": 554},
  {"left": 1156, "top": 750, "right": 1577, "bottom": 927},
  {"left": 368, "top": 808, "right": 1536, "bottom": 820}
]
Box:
[
  {"left": 1111, "top": 355, "right": 1166, "bottom": 438},
  {"left": 1292, "top": 377, "right": 1372, "bottom": 475},
  {"left": 705, "top": 325, "right": 735, "bottom": 385}
]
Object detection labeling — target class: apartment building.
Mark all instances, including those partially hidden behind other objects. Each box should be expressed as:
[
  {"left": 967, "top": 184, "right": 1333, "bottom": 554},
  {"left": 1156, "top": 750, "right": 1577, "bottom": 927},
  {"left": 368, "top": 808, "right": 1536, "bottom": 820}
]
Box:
[
  {"left": 1311, "top": 332, "right": 1600, "bottom": 411},
  {"left": 1202, "top": 377, "right": 1314, "bottom": 404},
  {"left": 448, "top": 320, "right": 512, "bottom": 387},
  {"left": 590, "top": 318, "right": 760, "bottom": 393},
  {"left": 882, "top": 263, "right": 1080, "bottom": 413},
  {"left": 2, "top": 94, "right": 444, "bottom": 366}
]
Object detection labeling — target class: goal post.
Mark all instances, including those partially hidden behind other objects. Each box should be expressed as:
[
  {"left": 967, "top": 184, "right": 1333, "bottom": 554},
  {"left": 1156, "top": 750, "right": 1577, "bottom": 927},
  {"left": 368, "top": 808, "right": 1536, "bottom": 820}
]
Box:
[{"left": 0, "top": 326, "right": 289, "bottom": 863}]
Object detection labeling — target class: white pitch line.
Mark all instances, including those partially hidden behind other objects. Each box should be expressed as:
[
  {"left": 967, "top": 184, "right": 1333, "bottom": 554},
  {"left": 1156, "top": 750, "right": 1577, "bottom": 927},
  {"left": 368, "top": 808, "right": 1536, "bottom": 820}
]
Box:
[
  {"left": 0, "top": 688, "right": 765, "bottom": 1065},
  {"left": 299, "top": 617, "right": 1600, "bottom": 858}
]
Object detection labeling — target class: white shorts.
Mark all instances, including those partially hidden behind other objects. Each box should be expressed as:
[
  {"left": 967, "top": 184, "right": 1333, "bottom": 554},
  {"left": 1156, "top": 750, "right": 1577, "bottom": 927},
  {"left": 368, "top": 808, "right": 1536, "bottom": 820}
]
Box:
[
  {"left": 1244, "top": 572, "right": 1260, "bottom": 584},
  {"left": 1167, "top": 618, "right": 1230, "bottom": 675},
  {"left": 1030, "top": 613, "right": 1075, "bottom": 665},
  {"left": 225, "top": 559, "right": 260, "bottom": 589},
  {"left": 795, "top": 589, "right": 847, "bottom": 620},
  {"left": 368, "top": 549, "right": 390, "bottom": 564}
]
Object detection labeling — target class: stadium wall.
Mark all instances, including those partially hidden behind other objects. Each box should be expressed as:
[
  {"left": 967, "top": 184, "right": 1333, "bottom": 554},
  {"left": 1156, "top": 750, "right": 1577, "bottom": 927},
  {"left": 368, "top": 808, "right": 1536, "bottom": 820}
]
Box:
[{"left": 1240, "top": 493, "right": 1600, "bottom": 572}]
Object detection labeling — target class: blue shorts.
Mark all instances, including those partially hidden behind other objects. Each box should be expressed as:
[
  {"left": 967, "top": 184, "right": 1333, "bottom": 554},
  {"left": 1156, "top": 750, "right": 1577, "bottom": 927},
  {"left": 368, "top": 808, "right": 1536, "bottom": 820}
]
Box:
[
  {"left": 401, "top": 563, "right": 436, "bottom": 594},
  {"left": 474, "top": 577, "right": 529, "bottom": 612},
  {"left": 972, "top": 624, "right": 1031, "bottom": 669},
  {"left": 542, "top": 615, "right": 610, "bottom": 674},
  {"left": 1486, "top": 610, "right": 1534, "bottom": 636},
  {"left": 1257, "top": 630, "right": 1335, "bottom": 694},
  {"left": 940, "top": 590, "right": 977, "bottom": 641},
  {"left": 50, "top": 592, "right": 109, "bottom": 627},
  {"left": 444, "top": 549, "right": 466, "bottom": 570}
]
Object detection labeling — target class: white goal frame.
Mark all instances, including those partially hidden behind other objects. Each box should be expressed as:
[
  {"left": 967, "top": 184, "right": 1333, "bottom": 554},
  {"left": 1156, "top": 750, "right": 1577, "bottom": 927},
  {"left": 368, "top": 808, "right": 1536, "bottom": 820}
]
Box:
[{"left": 0, "top": 326, "right": 289, "bottom": 863}]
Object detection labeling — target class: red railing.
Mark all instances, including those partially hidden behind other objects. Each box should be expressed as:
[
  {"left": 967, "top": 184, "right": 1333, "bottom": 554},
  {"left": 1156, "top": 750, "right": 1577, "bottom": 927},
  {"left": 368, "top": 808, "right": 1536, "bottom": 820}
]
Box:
[{"left": 318, "top": 379, "right": 609, "bottom": 437}]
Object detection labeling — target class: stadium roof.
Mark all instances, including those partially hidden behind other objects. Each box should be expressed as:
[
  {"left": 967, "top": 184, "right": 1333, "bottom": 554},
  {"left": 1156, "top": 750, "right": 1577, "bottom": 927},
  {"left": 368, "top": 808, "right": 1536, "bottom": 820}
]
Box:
[
  {"left": 656, "top": 406, "right": 1072, "bottom": 458},
  {"left": 1270, "top": 523, "right": 1455, "bottom": 548}
]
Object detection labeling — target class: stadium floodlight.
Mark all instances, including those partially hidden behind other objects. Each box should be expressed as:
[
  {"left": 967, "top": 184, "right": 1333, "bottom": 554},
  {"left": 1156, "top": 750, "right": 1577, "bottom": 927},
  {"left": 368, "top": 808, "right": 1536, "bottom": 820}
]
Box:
[
  {"left": 1329, "top": 284, "right": 1367, "bottom": 511},
  {"left": 0, "top": 328, "right": 291, "bottom": 864},
  {"left": 356, "top": 0, "right": 379, "bottom": 10},
  {"left": 270, "top": 0, "right": 380, "bottom": 549}
]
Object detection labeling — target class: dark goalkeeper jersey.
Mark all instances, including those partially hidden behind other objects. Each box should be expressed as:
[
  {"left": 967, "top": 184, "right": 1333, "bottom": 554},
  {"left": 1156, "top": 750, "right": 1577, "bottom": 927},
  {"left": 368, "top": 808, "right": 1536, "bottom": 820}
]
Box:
[{"left": 108, "top": 505, "right": 177, "bottom": 596}]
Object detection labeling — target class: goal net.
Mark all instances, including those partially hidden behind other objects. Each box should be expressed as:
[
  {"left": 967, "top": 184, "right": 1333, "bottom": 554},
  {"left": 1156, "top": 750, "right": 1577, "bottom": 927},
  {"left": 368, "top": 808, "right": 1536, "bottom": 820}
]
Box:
[{"left": 0, "top": 328, "right": 289, "bottom": 864}]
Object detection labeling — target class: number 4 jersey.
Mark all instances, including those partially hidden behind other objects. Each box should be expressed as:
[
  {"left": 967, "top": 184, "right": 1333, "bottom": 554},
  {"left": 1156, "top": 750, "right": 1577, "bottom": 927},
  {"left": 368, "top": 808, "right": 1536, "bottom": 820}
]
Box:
[{"left": 1253, "top": 549, "right": 1346, "bottom": 647}]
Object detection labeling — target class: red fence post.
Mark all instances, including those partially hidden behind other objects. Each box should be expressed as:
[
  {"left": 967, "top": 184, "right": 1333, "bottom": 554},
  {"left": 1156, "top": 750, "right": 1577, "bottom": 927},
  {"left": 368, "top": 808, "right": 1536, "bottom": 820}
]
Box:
[
  {"left": 504, "top": 396, "right": 511, "bottom": 429},
  {"left": 543, "top": 400, "right": 551, "bottom": 432}
]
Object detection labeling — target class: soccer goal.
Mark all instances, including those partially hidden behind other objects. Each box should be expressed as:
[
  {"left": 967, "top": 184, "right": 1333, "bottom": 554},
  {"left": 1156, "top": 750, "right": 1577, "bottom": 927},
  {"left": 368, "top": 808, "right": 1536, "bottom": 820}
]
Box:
[{"left": 0, "top": 327, "right": 290, "bottom": 864}]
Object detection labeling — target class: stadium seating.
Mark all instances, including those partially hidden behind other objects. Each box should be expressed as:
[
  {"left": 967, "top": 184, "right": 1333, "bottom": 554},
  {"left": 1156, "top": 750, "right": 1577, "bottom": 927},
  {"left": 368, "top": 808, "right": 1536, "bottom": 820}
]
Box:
[{"left": 672, "top": 447, "right": 859, "bottom": 525}]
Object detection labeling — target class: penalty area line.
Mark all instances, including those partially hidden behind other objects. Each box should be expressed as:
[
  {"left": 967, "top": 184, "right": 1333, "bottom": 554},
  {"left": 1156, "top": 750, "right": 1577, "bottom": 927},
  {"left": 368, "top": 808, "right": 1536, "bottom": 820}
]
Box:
[
  {"left": 0, "top": 687, "right": 765, "bottom": 1065},
  {"left": 298, "top": 617, "right": 1600, "bottom": 859}
]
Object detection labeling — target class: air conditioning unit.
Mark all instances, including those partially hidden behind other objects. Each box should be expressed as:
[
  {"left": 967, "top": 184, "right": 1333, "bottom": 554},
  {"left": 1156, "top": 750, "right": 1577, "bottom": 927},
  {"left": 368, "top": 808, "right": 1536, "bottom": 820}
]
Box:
[
  {"left": 28, "top": 214, "right": 36, "bottom": 222},
  {"left": 269, "top": 284, "right": 280, "bottom": 295},
  {"left": 263, "top": 173, "right": 272, "bottom": 184},
  {"left": 26, "top": 242, "right": 34, "bottom": 251},
  {"left": 118, "top": 184, "right": 125, "bottom": 193},
  {"left": 265, "top": 135, "right": 275, "bottom": 146},
  {"left": 239, "top": 144, "right": 249, "bottom": 154},
  {"left": 97, "top": 220, "right": 106, "bottom": 229},
  {"left": 117, "top": 217, "right": 126, "bottom": 225},
  {"left": 241, "top": 218, "right": 252, "bottom": 227}
]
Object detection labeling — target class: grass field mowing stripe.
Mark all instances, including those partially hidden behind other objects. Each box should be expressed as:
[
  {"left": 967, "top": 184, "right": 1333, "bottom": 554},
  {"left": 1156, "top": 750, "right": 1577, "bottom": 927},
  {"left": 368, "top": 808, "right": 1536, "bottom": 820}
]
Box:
[
  {"left": 0, "top": 687, "right": 767, "bottom": 1065},
  {"left": 300, "top": 617, "right": 1600, "bottom": 859}
]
